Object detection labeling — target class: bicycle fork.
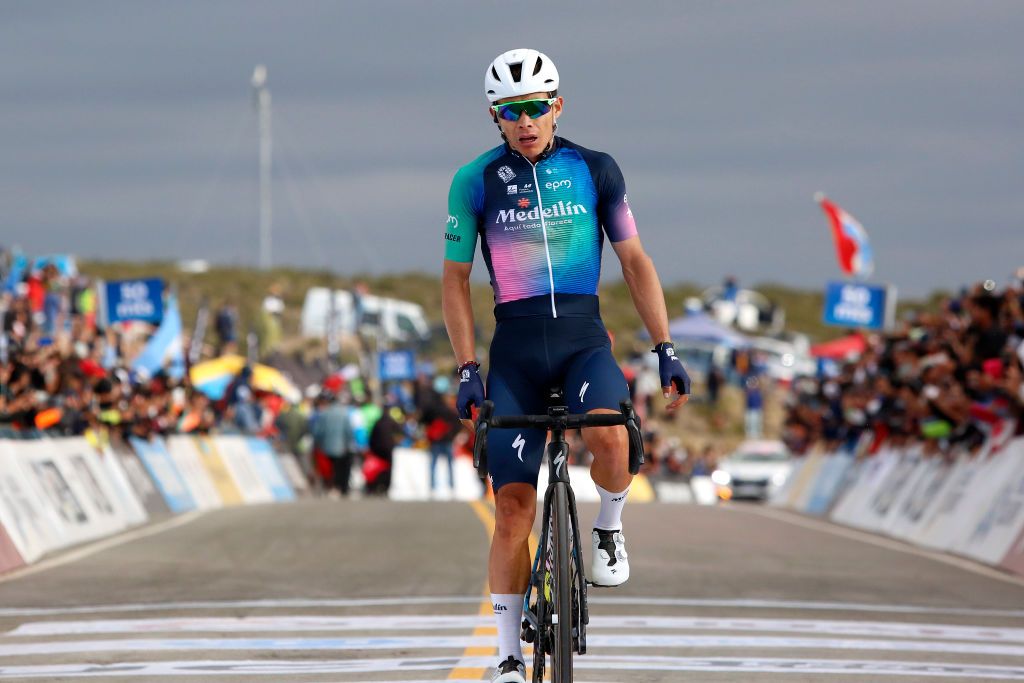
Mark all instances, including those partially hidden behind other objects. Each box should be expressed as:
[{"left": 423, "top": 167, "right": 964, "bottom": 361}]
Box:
[{"left": 521, "top": 443, "right": 590, "bottom": 658}]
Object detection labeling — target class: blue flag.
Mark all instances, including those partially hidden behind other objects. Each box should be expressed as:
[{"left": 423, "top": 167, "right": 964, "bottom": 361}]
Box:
[{"left": 132, "top": 293, "right": 185, "bottom": 380}]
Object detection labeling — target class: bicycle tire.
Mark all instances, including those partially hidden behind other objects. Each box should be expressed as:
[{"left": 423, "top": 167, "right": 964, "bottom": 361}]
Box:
[{"left": 551, "top": 482, "right": 574, "bottom": 682}]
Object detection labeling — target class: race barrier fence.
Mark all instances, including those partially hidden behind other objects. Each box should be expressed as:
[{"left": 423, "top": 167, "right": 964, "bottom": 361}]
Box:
[
  {"left": 0, "top": 434, "right": 297, "bottom": 575},
  {"left": 2, "top": 434, "right": 738, "bottom": 576},
  {"left": 770, "top": 425, "right": 1024, "bottom": 577}
]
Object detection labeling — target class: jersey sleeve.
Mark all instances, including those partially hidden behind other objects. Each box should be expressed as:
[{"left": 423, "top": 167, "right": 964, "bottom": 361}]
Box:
[
  {"left": 594, "top": 153, "right": 638, "bottom": 243},
  {"left": 444, "top": 165, "right": 481, "bottom": 262}
]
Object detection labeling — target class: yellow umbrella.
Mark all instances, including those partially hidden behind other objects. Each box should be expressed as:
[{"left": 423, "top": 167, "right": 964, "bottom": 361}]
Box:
[{"left": 190, "top": 355, "right": 300, "bottom": 403}]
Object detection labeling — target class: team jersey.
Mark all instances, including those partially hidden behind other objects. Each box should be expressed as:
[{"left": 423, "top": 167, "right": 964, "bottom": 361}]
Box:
[{"left": 445, "top": 137, "right": 637, "bottom": 317}]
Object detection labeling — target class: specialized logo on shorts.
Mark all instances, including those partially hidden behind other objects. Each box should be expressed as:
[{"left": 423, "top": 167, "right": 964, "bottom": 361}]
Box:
[
  {"left": 512, "top": 433, "right": 526, "bottom": 462},
  {"left": 579, "top": 381, "right": 590, "bottom": 402},
  {"left": 497, "top": 165, "right": 515, "bottom": 183}
]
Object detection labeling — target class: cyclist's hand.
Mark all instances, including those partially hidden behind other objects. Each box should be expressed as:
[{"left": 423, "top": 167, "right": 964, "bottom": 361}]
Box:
[
  {"left": 456, "top": 361, "right": 485, "bottom": 424},
  {"left": 653, "top": 342, "right": 691, "bottom": 411}
]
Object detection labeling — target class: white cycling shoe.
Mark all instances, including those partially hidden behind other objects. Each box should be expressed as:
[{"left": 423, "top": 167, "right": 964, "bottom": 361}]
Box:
[
  {"left": 491, "top": 655, "right": 526, "bottom": 683},
  {"left": 591, "top": 528, "right": 629, "bottom": 587}
]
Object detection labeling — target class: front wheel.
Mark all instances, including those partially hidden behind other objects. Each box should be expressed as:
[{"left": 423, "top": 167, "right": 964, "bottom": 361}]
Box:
[{"left": 551, "top": 483, "right": 573, "bottom": 683}]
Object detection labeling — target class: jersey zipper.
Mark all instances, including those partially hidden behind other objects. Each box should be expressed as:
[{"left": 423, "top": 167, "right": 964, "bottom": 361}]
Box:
[{"left": 529, "top": 160, "right": 558, "bottom": 318}]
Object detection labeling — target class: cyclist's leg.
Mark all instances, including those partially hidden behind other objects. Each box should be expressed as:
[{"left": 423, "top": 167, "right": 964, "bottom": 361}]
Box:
[
  {"left": 486, "top": 365, "right": 547, "bottom": 590},
  {"left": 564, "top": 345, "right": 632, "bottom": 495},
  {"left": 565, "top": 342, "right": 634, "bottom": 586},
  {"left": 486, "top": 352, "right": 547, "bottom": 668}
]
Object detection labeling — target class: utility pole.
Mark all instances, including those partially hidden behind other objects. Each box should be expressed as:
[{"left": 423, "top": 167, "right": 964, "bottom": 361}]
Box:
[{"left": 252, "top": 65, "right": 272, "bottom": 270}]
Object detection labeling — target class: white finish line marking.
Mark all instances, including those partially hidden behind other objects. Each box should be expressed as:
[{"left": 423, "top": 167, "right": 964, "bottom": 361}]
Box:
[
  {"left": 2, "top": 596, "right": 1022, "bottom": 618},
  {"left": 1, "top": 634, "right": 1024, "bottom": 658},
  {"left": 10, "top": 615, "right": 1024, "bottom": 643},
  {"left": 1, "top": 656, "right": 1024, "bottom": 679}
]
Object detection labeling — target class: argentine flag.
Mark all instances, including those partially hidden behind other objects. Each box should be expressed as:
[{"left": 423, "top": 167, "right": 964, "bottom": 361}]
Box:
[{"left": 132, "top": 292, "right": 186, "bottom": 380}]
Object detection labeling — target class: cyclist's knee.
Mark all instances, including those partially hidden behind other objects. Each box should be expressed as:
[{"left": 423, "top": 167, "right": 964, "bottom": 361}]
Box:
[
  {"left": 493, "top": 483, "right": 536, "bottom": 540},
  {"left": 584, "top": 422, "right": 628, "bottom": 460}
]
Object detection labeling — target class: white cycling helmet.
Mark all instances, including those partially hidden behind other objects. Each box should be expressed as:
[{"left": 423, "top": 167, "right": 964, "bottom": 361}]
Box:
[{"left": 485, "top": 49, "right": 559, "bottom": 103}]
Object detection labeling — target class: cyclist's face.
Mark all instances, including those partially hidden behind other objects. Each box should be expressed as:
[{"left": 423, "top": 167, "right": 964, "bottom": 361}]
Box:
[{"left": 491, "top": 91, "right": 563, "bottom": 162}]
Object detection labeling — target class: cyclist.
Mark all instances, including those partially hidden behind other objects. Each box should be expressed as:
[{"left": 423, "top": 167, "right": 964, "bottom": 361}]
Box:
[{"left": 442, "top": 48, "right": 691, "bottom": 683}]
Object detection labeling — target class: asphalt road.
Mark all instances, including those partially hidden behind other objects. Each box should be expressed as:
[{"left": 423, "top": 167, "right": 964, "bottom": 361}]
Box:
[{"left": 0, "top": 498, "right": 1023, "bottom": 682}]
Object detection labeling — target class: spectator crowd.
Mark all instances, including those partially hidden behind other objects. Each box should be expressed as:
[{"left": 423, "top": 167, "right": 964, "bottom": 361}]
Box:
[{"left": 784, "top": 278, "right": 1024, "bottom": 456}]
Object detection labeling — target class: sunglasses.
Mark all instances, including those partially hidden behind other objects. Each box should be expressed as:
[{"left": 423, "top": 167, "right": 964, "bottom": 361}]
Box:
[{"left": 491, "top": 98, "right": 557, "bottom": 122}]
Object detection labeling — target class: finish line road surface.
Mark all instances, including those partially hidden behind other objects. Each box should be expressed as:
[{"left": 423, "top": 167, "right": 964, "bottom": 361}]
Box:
[{"left": 1, "top": 499, "right": 1024, "bottom": 682}]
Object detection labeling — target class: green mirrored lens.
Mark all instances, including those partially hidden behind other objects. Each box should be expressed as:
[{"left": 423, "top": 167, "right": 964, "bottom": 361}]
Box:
[{"left": 495, "top": 99, "right": 552, "bottom": 121}]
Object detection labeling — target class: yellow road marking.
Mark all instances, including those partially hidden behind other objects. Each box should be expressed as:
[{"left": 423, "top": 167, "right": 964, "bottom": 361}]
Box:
[{"left": 450, "top": 499, "right": 540, "bottom": 680}]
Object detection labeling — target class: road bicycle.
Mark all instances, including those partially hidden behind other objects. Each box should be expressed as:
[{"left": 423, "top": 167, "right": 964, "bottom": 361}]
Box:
[{"left": 473, "top": 389, "right": 645, "bottom": 683}]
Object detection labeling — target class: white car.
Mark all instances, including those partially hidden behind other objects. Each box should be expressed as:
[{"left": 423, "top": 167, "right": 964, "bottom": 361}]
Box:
[{"left": 711, "top": 440, "right": 793, "bottom": 501}]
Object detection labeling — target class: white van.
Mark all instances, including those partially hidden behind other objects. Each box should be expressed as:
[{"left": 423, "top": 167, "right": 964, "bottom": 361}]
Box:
[{"left": 300, "top": 287, "right": 431, "bottom": 345}]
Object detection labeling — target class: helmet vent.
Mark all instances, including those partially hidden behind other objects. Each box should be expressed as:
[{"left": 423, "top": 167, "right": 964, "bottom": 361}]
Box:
[
  {"left": 491, "top": 66, "right": 500, "bottom": 81},
  {"left": 533, "top": 58, "right": 544, "bottom": 76},
  {"left": 509, "top": 62, "right": 522, "bottom": 83}
]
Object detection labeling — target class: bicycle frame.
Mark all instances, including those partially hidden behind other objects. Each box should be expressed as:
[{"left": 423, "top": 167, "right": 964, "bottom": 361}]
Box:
[
  {"left": 472, "top": 395, "right": 644, "bottom": 682},
  {"left": 521, "top": 408, "right": 590, "bottom": 667}
]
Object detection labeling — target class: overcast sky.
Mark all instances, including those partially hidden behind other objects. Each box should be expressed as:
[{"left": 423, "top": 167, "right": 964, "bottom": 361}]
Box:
[{"left": 2, "top": 1, "right": 1022, "bottom": 297}]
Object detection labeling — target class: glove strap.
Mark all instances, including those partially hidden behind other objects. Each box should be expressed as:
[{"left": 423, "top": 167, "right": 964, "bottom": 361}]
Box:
[
  {"left": 457, "top": 361, "right": 480, "bottom": 375},
  {"left": 652, "top": 342, "right": 675, "bottom": 354}
]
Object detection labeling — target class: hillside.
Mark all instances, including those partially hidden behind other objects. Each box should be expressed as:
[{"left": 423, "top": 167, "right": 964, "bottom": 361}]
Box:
[{"left": 80, "top": 261, "right": 929, "bottom": 360}]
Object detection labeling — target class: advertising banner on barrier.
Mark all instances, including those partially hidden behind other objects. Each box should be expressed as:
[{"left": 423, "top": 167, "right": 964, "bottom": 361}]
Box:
[
  {"left": 244, "top": 438, "right": 295, "bottom": 502},
  {"left": 276, "top": 452, "right": 310, "bottom": 494},
  {"left": 165, "top": 437, "right": 225, "bottom": 510},
  {"left": 0, "top": 521, "right": 23, "bottom": 574},
  {"left": 954, "top": 439, "right": 1024, "bottom": 564},
  {"left": 390, "top": 447, "right": 483, "bottom": 501},
  {"left": 804, "top": 454, "right": 855, "bottom": 516},
  {"left": 0, "top": 441, "right": 61, "bottom": 563},
  {"left": 831, "top": 449, "right": 900, "bottom": 529},
  {"left": 784, "top": 453, "right": 825, "bottom": 511},
  {"left": 58, "top": 440, "right": 130, "bottom": 537},
  {"left": 863, "top": 450, "right": 921, "bottom": 533},
  {"left": 913, "top": 453, "right": 985, "bottom": 550},
  {"left": 884, "top": 457, "right": 948, "bottom": 541},
  {"left": 112, "top": 442, "right": 169, "bottom": 518},
  {"left": 211, "top": 436, "right": 273, "bottom": 504},
  {"left": 191, "top": 437, "right": 243, "bottom": 505},
  {"left": 92, "top": 447, "right": 149, "bottom": 527},
  {"left": 129, "top": 437, "right": 196, "bottom": 514},
  {"left": 15, "top": 440, "right": 120, "bottom": 547}
]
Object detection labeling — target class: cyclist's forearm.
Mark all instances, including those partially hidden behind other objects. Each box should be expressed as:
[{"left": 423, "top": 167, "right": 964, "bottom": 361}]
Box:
[
  {"left": 622, "top": 252, "right": 670, "bottom": 345},
  {"left": 442, "top": 261, "right": 477, "bottom": 365}
]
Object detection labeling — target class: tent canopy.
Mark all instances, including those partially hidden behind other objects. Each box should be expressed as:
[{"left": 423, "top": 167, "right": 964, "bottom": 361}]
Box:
[
  {"left": 810, "top": 333, "right": 866, "bottom": 359},
  {"left": 640, "top": 312, "right": 748, "bottom": 348}
]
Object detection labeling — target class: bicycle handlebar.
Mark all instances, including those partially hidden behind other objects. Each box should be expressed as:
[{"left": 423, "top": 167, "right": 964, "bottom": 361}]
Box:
[
  {"left": 472, "top": 399, "right": 646, "bottom": 481},
  {"left": 487, "top": 411, "right": 627, "bottom": 430}
]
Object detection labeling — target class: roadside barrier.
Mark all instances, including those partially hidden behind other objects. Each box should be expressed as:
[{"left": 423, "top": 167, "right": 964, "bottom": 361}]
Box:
[
  {"left": 770, "top": 427, "right": 1024, "bottom": 577},
  {"left": 0, "top": 434, "right": 297, "bottom": 575}
]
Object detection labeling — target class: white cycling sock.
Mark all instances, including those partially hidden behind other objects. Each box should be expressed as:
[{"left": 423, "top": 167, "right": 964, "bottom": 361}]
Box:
[
  {"left": 593, "top": 484, "right": 629, "bottom": 531},
  {"left": 491, "top": 593, "right": 525, "bottom": 663}
]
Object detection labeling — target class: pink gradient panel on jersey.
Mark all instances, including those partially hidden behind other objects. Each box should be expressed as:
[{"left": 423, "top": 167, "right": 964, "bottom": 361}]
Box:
[
  {"left": 607, "top": 201, "right": 638, "bottom": 242},
  {"left": 488, "top": 238, "right": 550, "bottom": 303}
]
